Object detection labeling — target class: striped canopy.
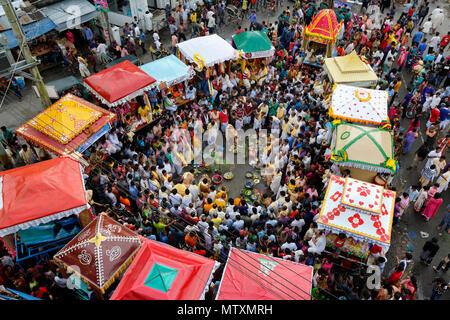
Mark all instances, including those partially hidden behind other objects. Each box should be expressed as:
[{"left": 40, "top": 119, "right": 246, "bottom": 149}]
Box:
[{"left": 304, "top": 9, "right": 341, "bottom": 43}]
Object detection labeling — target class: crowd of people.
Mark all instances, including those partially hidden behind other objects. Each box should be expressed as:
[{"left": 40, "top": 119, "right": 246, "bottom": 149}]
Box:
[{"left": 0, "top": 0, "right": 449, "bottom": 301}]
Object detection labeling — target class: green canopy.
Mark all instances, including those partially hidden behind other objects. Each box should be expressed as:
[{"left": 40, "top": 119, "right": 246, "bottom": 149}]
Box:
[
  {"left": 144, "top": 263, "right": 178, "bottom": 293},
  {"left": 232, "top": 31, "right": 275, "bottom": 59}
]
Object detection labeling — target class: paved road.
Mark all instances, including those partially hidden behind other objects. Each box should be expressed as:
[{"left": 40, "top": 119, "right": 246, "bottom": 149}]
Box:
[{"left": 0, "top": 0, "right": 448, "bottom": 299}]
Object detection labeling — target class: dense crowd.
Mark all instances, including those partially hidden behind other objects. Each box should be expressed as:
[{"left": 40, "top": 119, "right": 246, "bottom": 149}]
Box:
[{"left": 0, "top": 0, "right": 449, "bottom": 301}]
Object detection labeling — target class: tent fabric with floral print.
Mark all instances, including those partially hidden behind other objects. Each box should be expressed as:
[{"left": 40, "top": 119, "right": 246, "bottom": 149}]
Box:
[{"left": 317, "top": 175, "right": 395, "bottom": 251}]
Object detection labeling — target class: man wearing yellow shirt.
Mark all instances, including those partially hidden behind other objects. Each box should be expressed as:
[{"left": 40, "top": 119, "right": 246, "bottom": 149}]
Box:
[
  {"left": 211, "top": 212, "right": 222, "bottom": 228},
  {"left": 190, "top": 10, "right": 197, "bottom": 23},
  {"left": 390, "top": 78, "right": 402, "bottom": 107}
]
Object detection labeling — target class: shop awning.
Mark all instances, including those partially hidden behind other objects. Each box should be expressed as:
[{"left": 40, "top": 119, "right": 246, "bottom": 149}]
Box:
[
  {"left": 140, "top": 55, "right": 194, "bottom": 87},
  {"left": 0, "top": 17, "right": 56, "bottom": 49},
  {"left": 42, "top": 0, "right": 98, "bottom": 32},
  {"left": 0, "top": 157, "right": 89, "bottom": 237}
]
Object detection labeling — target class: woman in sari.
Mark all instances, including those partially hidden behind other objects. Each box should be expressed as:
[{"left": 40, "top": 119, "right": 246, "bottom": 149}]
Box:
[
  {"left": 436, "top": 169, "right": 450, "bottom": 193},
  {"left": 414, "top": 186, "right": 429, "bottom": 212},
  {"left": 422, "top": 193, "right": 444, "bottom": 222},
  {"left": 396, "top": 46, "right": 409, "bottom": 71},
  {"left": 402, "top": 128, "right": 418, "bottom": 154},
  {"left": 407, "top": 116, "right": 420, "bottom": 133}
]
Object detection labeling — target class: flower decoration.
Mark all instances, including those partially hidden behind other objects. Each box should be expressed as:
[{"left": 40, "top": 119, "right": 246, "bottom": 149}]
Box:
[
  {"left": 355, "top": 89, "right": 371, "bottom": 102},
  {"left": 330, "top": 149, "right": 348, "bottom": 162},
  {"left": 330, "top": 191, "right": 342, "bottom": 202},
  {"left": 380, "top": 203, "right": 389, "bottom": 216},
  {"left": 356, "top": 186, "right": 371, "bottom": 197},
  {"left": 348, "top": 213, "right": 364, "bottom": 229},
  {"left": 319, "top": 216, "right": 329, "bottom": 224},
  {"left": 384, "top": 158, "right": 398, "bottom": 172},
  {"left": 380, "top": 120, "right": 392, "bottom": 130},
  {"left": 193, "top": 54, "right": 206, "bottom": 72},
  {"left": 332, "top": 119, "right": 342, "bottom": 128}
]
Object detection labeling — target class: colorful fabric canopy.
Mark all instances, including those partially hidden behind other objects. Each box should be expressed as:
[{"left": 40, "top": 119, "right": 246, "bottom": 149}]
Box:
[
  {"left": 323, "top": 51, "right": 378, "bottom": 86},
  {"left": 317, "top": 175, "right": 395, "bottom": 251},
  {"left": 304, "top": 9, "right": 341, "bottom": 44},
  {"left": 16, "top": 93, "right": 116, "bottom": 155},
  {"left": 84, "top": 60, "right": 156, "bottom": 107},
  {"left": 232, "top": 31, "right": 275, "bottom": 59},
  {"left": 331, "top": 122, "right": 396, "bottom": 174},
  {"left": 176, "top": 34, "right": 239, "bottom": 68},
  {"left": 216, "top": 248, "right": 313, "bottom": 300},
  {"left": 54, "top": 215, "right": 142, "bottom": 293},
  {"left": 28, "top": 94, "right": 102, "bottom": 144},
  {"left": 139, "top": 55, "right": 194, "bottom": 87},
  {"left": 0, "top": 157, "right": 88, "bottom": 237},
  {"left": 110, "top": 239, "right": 219, "bottom": 300},
  {"left": 330, "top": 84, "right": 389, "bottom": 125}
]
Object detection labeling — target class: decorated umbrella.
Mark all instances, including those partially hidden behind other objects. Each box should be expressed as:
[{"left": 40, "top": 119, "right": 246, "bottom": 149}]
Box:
[
  {"left": 330, "top": 122, "right": 396, "bottom": 175},
  {"left": 176, "top": 34, "right": 239, "bottom": 70},
  {"left": 302, "top": 9, "right": 342, "bottom": 57},
  {"left": 16, "top": 93, "right": 116, "bottom": 155},
  {"left": 84, "top": 60, "right": 157, "bottom": 107},
  {"left": 317, "top": 175, "right": 395, "bottom": 255},
  {"left": 139, "top": 55, "right": 195, "bottom": 88},
  {"left": 232, "top": 31, "right": 275, "bottom": 59},
  {"left": 329, "top": 84, "right": 389, "bottom": 126},
  {"left": 110, "top": 239, "right": 219, "bottom": 300},
  {"left": 0, "top": 157, "right": 88, "bottom": 238},
  {"left": 53, "top": 215, "right": 142, "bottom": 293},
  {"left": 216, "top": 248, "right": 313, "bottom": 300},
  {"left": 323, "top": 51, "right": 378, "bottom": 87}
]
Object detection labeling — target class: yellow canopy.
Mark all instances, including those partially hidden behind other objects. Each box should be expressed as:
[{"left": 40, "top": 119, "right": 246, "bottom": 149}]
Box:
[
  {"left": 323, "top": 51, "right": 378, "bottom": 85},
  {"left": 28, "top": 95, "right": 102, "bottom": 144}
]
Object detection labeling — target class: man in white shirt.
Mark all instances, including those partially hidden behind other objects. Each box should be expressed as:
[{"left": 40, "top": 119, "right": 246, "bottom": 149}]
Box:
[
  {"left": 428, "top": 33, "right": 441, "bottom": 54},
  {"left": 291, "top": 215, "right": 305, "bottom": 230},
  {"left": 133, "top": 23, "right": 141, "bottom": 38},
  {"left": 96, "top": 42, "right": 107, "bottom": 55},
  {"left": 307, "top": 230, "right": 326, "bottom": 254},
  {"left": 153, "top": 30, "right": 160, "bottom": 42},
  {"left": 423, "top": 18, "right": 433, "bottom": 35}
]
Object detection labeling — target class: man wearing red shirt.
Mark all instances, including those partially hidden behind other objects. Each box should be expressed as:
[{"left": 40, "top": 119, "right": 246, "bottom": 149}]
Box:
[
  {"left": 428, "top": 106, "right": 441, "bottom": 128},
  {"left": 440, "top": 31, "right": 450, "bottom": 51},
  {"left": 219, "top": 107, "right": 229, "bottom": 132},
  {"left": 235, "top": 25, "right": 244, "bottom": 34}
]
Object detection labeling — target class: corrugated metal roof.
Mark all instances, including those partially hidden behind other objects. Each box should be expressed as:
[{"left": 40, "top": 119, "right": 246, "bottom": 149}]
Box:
[{"left": 40, "top": 0, "right": 98, "bottom": 32}]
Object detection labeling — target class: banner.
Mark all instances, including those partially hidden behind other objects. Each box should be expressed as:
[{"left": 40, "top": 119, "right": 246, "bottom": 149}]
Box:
[
  {"left": 77, "top": 123, "right": 112, "bottom": 153},
  {"left": 94, "top": 0, "right": 109, "bottom": 11}
]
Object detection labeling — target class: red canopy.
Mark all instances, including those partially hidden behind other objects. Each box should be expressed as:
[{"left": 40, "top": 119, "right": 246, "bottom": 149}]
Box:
[
  {"left": 0, "top": 157, "right": 88, "bottom": 237},
  {"left": 110, "top": 239, "right": 219, "bottom": 300},
  {"left": 84, "top": 60, "right": 156, "bottom": 107},
  {"left": 304, "top": 9, "right": 341, "bottom": 43},
  {"left": 216, "top": 248, "right": 313, "bottom": 300}
]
